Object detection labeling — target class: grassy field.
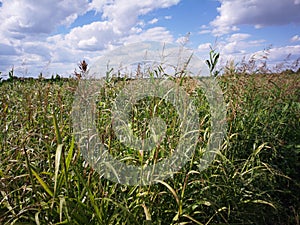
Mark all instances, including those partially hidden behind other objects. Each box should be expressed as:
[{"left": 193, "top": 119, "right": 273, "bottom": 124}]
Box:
[{"left": 0, "top": 71, "right": 299, "bottom": 224}]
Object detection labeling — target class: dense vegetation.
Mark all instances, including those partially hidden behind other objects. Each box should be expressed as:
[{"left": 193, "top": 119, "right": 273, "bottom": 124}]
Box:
[{"left": 0, "top": 70, "right": 299, "bottom": 224}]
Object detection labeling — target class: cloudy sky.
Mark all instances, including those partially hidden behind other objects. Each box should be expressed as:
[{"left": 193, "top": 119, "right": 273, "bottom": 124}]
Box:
[{"left": 0, "top": 0, "right": 300, "bottom": 77}]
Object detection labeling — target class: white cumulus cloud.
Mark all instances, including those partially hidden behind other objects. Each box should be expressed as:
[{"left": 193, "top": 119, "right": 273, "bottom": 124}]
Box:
[
  {"left": 149, "top": 18, "right": 159, "bottom": 25},
  {"left": 291, "top": 35, "right": 300, "bottom": 42},
  {"left": 211, "top": 0, "right": 300, "bottom": 35},
  {"left": 99, "top": 0, "right": 180, "bottom": 33},
  {"left": 0, "top": 0, "right": 89, "bottom": 38},
  {"left": 0, "top": 0, "right": 181, "bottom": 76},
  {"left": 121, "top": 27, "right": 173, "bottom": 45}
]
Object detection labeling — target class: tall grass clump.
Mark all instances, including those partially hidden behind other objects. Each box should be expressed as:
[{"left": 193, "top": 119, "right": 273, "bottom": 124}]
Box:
[{"left": 0, "top": 56, "right": 299, "bottom": 225}]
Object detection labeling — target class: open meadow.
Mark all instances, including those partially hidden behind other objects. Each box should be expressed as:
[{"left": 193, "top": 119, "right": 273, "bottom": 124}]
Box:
[{"left": 0, "top": 70, "right": 299, "bottom": 224}]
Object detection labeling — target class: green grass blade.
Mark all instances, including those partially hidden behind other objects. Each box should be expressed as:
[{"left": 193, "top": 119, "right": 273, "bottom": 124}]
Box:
[
  {"left": 182, "top": 214, "right": 204, "bottom": 225},
  {"left": 243, "top": 199, "right": 276, "bottom": 210},
  {"left": 31, "top": 168, "right": 54, "bottom": 197},
  {"left": 66, "top": 136, "right": 75, "bottom": 170},
  {"left": 54, "top": 144, "right": 63, "bottom": 197},
  {"left": 155, "top": 180, "right": 180, "bottom": 208},
  {"left": 53, "top": 110, "right": 62, "bottom": 144}
]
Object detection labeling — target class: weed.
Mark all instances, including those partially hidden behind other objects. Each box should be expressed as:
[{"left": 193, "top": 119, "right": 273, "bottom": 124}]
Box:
[
  {"left": 0, "top": 62, "right": 299, "bottom": 224},
  {"left": 206, "top": 47, "right": 220, "bottom": 77}
]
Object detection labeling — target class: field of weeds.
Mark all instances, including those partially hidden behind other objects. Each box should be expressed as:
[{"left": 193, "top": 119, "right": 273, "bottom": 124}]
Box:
[{"left": 0, "top": 71, "right": 299, "bottom": 224}]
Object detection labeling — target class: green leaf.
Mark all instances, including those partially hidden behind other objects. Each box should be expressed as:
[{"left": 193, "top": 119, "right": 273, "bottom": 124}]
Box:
[
  {"left": 206, "top": 60, "right": 211, "bottom": 69},
  {"left": 182, "top": 214, "right": 204, "bottom": 225},
  {"left": 54, "top": 144, "right": 64, "bottom": 197},
  {"left": 155, "top": 180, "right": 180, "bottom": 206},
  {"left": 66, "top": 136, "right": 75, "bottom": 171},
  {"left": 31, "top": 168, "right": 54, "bottom": 197},
  {"left": 53, "top": 111, "right": 62, "bottom": 144},
  {"left": 243, "top": 199, "right": 276, "bottom": 209}
]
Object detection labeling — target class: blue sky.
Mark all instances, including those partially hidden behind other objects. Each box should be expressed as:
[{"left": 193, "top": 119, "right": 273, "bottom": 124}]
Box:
[{"left": 0, "top": 0, "right": 300, "bottom": 77}]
